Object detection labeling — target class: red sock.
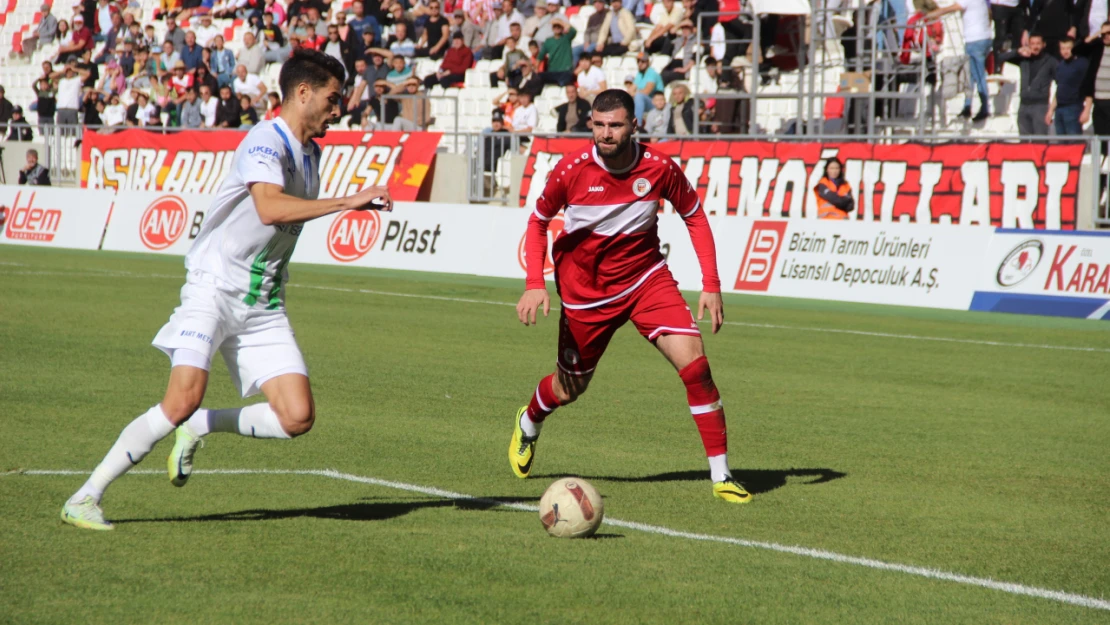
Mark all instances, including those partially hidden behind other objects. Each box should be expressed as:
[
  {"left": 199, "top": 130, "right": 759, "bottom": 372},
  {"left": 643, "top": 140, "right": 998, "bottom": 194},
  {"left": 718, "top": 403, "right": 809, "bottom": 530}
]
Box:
[
  {"left": 526, "top": 374, "right": 561, "bottom": 423},
  {"left": 678, "top": 356, "right": 727, "bottom": 456}
]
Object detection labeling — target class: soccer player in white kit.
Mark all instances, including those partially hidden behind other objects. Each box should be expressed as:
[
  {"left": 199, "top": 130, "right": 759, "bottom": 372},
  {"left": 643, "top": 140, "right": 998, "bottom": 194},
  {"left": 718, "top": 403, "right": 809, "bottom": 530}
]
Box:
[{"left": 61, "top": 50, "right": 394, "bottom": 530}]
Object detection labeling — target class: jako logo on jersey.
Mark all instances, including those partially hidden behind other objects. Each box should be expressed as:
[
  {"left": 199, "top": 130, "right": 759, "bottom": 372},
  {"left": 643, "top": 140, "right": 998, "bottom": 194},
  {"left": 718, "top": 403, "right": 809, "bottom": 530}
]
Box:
[
  {"left": 4, "top": 192, "right": 61, "bottom": 242},
  {"left": 588, "top": 186, "right": 605, "bottom": 193},
  {"left": 139, "top": 195, "right": 189, "bottom": 250},
  {"left": 996, "top": 239, "right": 1043, "bottom": 287},
  {"left": 328, "top": 210, "right": 382, "bottom": 262},
  {"left": 518, "top": 214, "right": 565, "bottom": 276},
  {"left": 734, "top": 220, "right": 788, "bottom": 292}
]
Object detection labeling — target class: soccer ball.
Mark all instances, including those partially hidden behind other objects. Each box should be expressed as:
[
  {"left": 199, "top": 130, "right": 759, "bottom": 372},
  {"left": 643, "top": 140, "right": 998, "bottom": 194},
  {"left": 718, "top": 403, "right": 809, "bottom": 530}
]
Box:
[{"left": 538, "top": 477, "right": 605, "bottom": 538}]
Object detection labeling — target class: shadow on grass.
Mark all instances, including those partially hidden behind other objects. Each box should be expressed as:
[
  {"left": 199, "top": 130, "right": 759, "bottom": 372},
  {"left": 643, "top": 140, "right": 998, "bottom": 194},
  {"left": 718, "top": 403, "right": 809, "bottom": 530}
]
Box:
[
  {"left": 531, "top": 468, "right": 846, "bottom": 495},
  {"left": 114, "top": 496, "right": 533, "bottom": 525}
]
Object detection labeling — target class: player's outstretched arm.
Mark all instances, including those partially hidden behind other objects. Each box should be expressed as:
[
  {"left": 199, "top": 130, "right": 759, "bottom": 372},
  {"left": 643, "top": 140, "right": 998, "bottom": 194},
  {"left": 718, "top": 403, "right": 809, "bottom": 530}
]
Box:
[
  {"left": 249, "top": 183, "right": 393, "bottom": 226},
  {"left": 517, "top": 288, "right": 550, "bottom": 326},
  {"left": 698, "top": 291, "right": 724, "bottom": 334}
]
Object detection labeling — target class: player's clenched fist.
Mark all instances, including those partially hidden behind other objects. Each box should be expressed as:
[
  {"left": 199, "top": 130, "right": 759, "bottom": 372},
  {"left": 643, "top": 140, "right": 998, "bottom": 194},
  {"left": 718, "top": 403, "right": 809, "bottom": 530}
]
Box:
[{"left": 517, "top": 289, "right": 550, "bottom": 326}]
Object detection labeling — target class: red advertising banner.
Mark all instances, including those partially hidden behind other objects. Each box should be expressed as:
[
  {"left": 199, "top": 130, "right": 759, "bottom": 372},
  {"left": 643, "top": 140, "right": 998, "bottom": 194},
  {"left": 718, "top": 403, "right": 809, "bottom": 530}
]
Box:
[
  {"left": 80, "top": 129, "right": 441, "bottom": 201},
  {"left": 520, "top": 139, "right": 1087, "bottom": 229}
]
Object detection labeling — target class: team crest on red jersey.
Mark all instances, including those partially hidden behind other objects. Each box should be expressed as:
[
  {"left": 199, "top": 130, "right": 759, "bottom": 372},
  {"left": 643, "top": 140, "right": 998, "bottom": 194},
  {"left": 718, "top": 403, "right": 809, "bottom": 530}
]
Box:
[{"left": 632, "top": 178, "right": 651, "bottom": 197}]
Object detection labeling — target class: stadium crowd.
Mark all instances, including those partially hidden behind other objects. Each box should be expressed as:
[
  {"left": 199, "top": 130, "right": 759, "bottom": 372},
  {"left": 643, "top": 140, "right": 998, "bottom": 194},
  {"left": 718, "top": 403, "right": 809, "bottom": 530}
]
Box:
[{"left": 3, "top": 0, "right": 1110, "bottom": 142}]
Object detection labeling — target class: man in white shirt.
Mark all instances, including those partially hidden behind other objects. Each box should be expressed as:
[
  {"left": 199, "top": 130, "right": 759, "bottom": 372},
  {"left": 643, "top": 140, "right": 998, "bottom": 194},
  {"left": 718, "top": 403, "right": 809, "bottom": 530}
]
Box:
[
  {"left": 61, "top": 49, "right": 395, "bottom": 532},
  {"left": 928, "top": 0, "right": 992, "bottom": 120},
  {"left": 233, "top": 63, "right": 268, "bottom": 110},
  {"left": 51, "top": 60, "right": 88, "bottom": 125},
  {"left": 496, "top": 0, "right": 526, "bottom": 46},
  {"left": 574, "top": 55, "right": 607, "bottom": 101},
  {"left": 193, "top": 13, "right": 222, "bottom": 48},
  {"left": 198, "top": 84, "right": 218, "bottom": 127}
]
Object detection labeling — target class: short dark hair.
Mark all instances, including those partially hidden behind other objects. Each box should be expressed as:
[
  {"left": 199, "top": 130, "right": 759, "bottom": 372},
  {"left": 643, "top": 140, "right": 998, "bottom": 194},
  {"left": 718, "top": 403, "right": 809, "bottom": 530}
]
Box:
[
  {"left": 1061, "top": 36, "right": 1076, "bottom": 44},
  {"left": 278, "top": 49, "right": 346, "bottom": 101},
  {"left": 592, "top": 88, "right": 634, "bottom": 120},
  {"left": 1028, "top": 31, "right": 1044, "bottom": 40}
]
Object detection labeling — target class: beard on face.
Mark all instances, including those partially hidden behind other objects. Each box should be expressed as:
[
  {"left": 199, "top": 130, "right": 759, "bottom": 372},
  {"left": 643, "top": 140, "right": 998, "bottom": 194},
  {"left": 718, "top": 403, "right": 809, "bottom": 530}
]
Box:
[{"left": 595, "top": 131, "right": 630, "bottom": 158}]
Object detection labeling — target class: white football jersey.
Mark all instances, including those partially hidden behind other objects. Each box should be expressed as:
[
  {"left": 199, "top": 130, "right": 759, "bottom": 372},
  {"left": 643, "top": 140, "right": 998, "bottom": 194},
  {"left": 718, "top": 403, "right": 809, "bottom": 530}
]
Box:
[{"left": 185, "top": 118, "right": 320, "bottom": 309}]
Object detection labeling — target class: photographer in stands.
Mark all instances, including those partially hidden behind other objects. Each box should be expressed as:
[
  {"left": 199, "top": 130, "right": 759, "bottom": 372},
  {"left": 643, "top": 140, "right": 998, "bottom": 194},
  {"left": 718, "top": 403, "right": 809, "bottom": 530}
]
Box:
[{"left": 814, "top": 158, "right": 854, "bottom": 220}]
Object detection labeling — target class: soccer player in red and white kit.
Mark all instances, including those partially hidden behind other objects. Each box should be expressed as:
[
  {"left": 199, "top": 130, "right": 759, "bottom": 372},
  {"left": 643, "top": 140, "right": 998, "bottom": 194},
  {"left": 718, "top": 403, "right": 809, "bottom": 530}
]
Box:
[{"left": 509, "top": 89, "right": 751, "bottom": 504}]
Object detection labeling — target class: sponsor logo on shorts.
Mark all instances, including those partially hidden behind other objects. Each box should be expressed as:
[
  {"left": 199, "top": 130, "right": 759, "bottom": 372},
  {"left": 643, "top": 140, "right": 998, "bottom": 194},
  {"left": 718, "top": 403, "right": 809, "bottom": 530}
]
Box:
[
  {"left": 734, "top": 220, "right": 788, "bottom": 292},
  {"left": 328, "top": 210, "right": 382, "bottom": 262},
  {"left": 4, "top": 192, "right": 61, "bottom": 242},
  {"left": 632, "top": 178, "right": 651, "bottom": 197},
  {"left": 139, "top": 195, "right": 189, "bottom": 250},
  {"left": 518, "top": 214, "right": 565, "bottom": 276},
  {"left": 996, "top": 239, "right": 1043, "bottom": 287},
  {"left": 562, "top": 348, "right": 580, "bottom": 365}
]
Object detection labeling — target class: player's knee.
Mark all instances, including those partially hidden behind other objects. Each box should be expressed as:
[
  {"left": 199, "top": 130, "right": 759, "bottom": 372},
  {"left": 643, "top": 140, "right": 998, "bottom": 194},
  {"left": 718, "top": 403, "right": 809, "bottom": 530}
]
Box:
[{"left": 275, "top": 401, "right": 315, "bottom": 437}]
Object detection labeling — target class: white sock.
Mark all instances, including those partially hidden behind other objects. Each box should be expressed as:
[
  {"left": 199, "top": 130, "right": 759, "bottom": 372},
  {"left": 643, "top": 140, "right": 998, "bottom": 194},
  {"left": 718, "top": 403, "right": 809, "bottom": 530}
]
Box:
[
  {"left": 71, "top": 405, "right": 176, "bottom": 504},
  {"left": 708, "top": 454, "right": 731, "bottom": 483},
  {"left": 185, "top": 403, "right": 290, "bottom": 439},
  {"left": 519, "top": 411, "right": 542, "bottom": 438}
]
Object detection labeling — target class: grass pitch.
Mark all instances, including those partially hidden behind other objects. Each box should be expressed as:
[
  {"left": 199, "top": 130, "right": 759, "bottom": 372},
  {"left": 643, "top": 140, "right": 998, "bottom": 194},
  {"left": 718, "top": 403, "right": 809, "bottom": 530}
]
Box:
[{"left": 1, "top": 245, "right": 1108, "bottom": 625}]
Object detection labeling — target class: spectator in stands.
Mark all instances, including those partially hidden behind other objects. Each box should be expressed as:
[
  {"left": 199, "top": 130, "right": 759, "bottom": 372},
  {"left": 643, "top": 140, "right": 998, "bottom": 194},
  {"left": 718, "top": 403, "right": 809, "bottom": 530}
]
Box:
[
  {"left": 814, "top": 158, "right": 854, "bottom": 219},
  {"left": 123, "top": 21, "right": 142, "bottom": 48},
  {"left": 555, "top": 83, "right": 591, "bottom": 131},
  {"left": 708, "top": 68, "right": 749, "bottom": 133},
  {"left": 631, "top": 52, "right": 662, "bottom": 123},
  {"left": 644, "top": 90, "right": 670, "bottom": 136},
  {"left": 238, "top": 94, "right": 259, "bottom": 127},
  {"left": 206, "top": 35, "right": 234, "bottom": 86},
  {"left": 51, "top": 60, "right": 87, "bottom": 127},
  {"left": 424, "top": 32, "right": 473, "bottom": 88},
  {"left": 142, "top": 24, "right": 157, "bottom": 50},
  {"left": 484, "top": 110, "right": 512, "bottom": 179},
  {"left": 991, "top": 0, "right": 1028, "bottom": 72},
  {"left": 19, "top": 150, "right": 51, "bottom": 186},
  {"left": 386, "top": 22, "right": 417, "bottom": 58},
  {"left": 524, "top": 1, "right": 553, "bottom": 42},
  {"left": 22, "top": 3, "right": 60, "bottom": 54},
  {"left": 180, "top": 31, "right": 203, "bottom": 70},
  {"left": 348, "top": 1, "right": 382, "bottom": 55},
  {"left": 76, "top": 48, "right": 99, "bottom": 88},
  {"left": 382, "top": 52, "right": 415, "bottom": 90},
  {"left": 170, "top": 59, "right": 193, "bottom": 95},
  {"left": 346, "top": 57, "right": 373, "bottom": 124},
  {"left": 666, "top": 82, "right": 696, "bottom": 134},
  {"left": 1047, "top": 36, "right": 1090, "bottom": 133},
  {"left": 302, "top": 24, "right": 327, "bottom": 51},
  {"left": 489, "top": 0, "right": 525, "bottom": 59},
  {"left": 1001, "top": 32, "right": 1057, "bottom": 135},
  {"left": 214, "top": 84, "right": 242, "bottom": 127},
  {"left": 395, "top": 77, "right": 432, "bottom": 129},
  {"left": 164, "top": 15, "right": 187, "bottom": 51},
  {"left": 515, "top": 57, "right": 545, "bottom": 95},
  {"left": 365, "top": 79, "right": 401, "bottom": 128},
  {"left": 161, "top": 41, "right": 183, "bottom": 73},
  {"left": 367, "top": 50, "right": 391, "bottom": 82},
  {"left": 927, "top": 0, "right": 993, "bottom": 120},
  {"left": 97, "top": 11, "right": 124, "bottom": 59},
  {"left": 452, "top": 9, "right": 483, "bottom": 55},
  {"left": 901, "top": 0, "right": 943, "bottom": 84},
  {"left": 416, "top": 1, "right": 452, "bottom": 58},
  {"left": 97, "top": 61, "right": 127, "bottom": 99},
  {"left": 151, "top": 73, "right": 178, "bottom": 124},
  {"left": 263, "top": 91, "right": 281, "bottom": 119},
  {"left": 1081, "top": 23, "right": 1110, "bottom": 134},
  {"left": 0, "top": 87, "right": 12, "bottom": 125},
  {"left": 491, "top": 36, "right": 523, "bottom": 86},
  {"left": 321, "top": 23, "right": 353, "bottom": 77},
  {"left": 573, "top": 0, "right": 607, "bottom": 63},
  {"left": 125, "top": 90, "right": 160, "bottom": 126},
  {"left": 117, "top": 43, "right": 135, "bottom": 77},
  {"left": 82, "top": 91, "right": 104, "bottom": 127},
  {"left": 660, "top": 19, "right": 698, "bottom": 83},
  {"left": 1028, "top": 0, "right": 1073, "bottom": 58},
  {"left": 59, "top": 14, "right": 92, "bottom": 63},
  {"left": 93, "top": 0, "right": 114, "bottom": 41},
  {"left": 492, "top": 86, "right": 519, "bottom": 124},
  {"left": 52, "top": 18, "right": 71, "bottom": 58},
  {"left": 101, "top": 93, "right": 127, "bottom": 128},
  {"left": 574, "top": 56, "right": 608, "bottom": 101},
  {"left": 7, "top": 106, "right": 33, "bottom": 141},
  {"left": 645, "top": 0, "right": 684, "bottom": 54},
  {"left": 197, "top": 63, "right": 222, "bottom": 96},
  {"left": 262, "top": 23, "right": 291, "bottom": 63},
  {"left": 232, "top": 63, "right": 267, "bottom": 111},
  {"left": 539, "top": 17, "right": 576, "bottom": 85},
  {"left": 197, "top": 84, "right": 217, "bottom": 126},
  {"left": 598, "top": 0, "right": 639, "bottom": 56},
  {"left": 715, "top": 0, "right": 748, "bottom": 65},
  {"left": 34, "top": 66, "right": 57, "bottom": 133},
  {"left": 178, "top": 86, "right": 204, "bottom": 127},
  {"left": 129, "top": 46, "right": 152, "bottom": 88},
  {"left": 510, "top": 89, "right": 537, "bottom": 133}
]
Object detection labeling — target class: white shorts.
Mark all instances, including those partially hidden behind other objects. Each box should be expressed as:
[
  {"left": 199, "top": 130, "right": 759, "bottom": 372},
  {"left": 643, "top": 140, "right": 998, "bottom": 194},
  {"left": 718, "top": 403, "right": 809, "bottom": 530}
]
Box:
[{"left": 152, "top": 272, "right": 308, "bottom": 398}]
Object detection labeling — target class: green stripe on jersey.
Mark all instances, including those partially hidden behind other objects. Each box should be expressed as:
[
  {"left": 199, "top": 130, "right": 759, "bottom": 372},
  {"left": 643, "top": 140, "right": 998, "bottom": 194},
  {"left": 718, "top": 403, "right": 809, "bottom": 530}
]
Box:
[
  {"left": 266, "top": 247, "right": 295, "bottom": 310},
  {"left": 243, "top": 238, "right": 278, "bottom": 306}
]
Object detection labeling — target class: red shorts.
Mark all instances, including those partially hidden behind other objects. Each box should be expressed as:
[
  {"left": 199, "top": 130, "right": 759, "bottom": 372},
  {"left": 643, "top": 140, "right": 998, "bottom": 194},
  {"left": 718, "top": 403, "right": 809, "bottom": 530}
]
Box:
[{"left": 557, "top": 267, "right": 700, "bottom": 376}]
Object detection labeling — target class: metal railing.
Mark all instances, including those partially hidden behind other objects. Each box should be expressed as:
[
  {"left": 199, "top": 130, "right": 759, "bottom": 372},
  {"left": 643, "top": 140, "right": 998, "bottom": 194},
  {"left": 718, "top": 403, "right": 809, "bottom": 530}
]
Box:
[{"left": 18, "top": 125, "right": 1110, "bottom": 228}]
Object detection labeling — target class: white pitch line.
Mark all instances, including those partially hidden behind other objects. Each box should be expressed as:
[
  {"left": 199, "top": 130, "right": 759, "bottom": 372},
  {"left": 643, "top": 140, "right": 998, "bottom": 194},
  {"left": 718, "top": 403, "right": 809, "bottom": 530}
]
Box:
[
  {"left": 6, "top": 267, "right": 1108, "bottom": 354},
  {"left": 9, "top": 468, "right": 1108, "bottom": 612}
]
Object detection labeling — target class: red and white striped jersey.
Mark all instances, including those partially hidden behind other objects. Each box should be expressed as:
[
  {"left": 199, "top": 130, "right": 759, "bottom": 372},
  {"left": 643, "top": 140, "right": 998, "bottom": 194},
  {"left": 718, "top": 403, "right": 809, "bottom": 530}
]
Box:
[{"left": 524, "top": 142, "right": 721, "bottom": 308}]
